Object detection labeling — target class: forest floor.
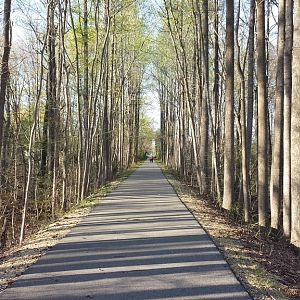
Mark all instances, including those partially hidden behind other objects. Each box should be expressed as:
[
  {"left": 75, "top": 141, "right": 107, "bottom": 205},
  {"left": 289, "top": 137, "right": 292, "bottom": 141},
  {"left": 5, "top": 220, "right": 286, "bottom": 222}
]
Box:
[
  {"left": 160, "top": 165, "right": 300, "bottom": 300},
  {"left": 0, "top": 163, "right": 141, "bottom": 293}
]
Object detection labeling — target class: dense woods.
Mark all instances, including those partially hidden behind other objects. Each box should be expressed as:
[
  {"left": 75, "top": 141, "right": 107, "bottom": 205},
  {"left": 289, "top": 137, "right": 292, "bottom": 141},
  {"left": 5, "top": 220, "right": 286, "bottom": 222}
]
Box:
[
  {"left": 0, "top": 0, "right": 152, "bottom": 247},
  {"left": 0, "top": 0, "right": 300, "bottom": 251},
  {"left": 156, "top": 0, "right": 300, "bottom": 249}
]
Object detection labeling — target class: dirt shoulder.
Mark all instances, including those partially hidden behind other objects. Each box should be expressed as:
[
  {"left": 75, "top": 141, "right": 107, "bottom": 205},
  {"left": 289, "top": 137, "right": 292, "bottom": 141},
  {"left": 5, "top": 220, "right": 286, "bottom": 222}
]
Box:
[
  {"left": 0, "top": 163, "right": 141, "bottom": 293},
  {"left": 161, "top": 165, "right": 300, "bottom": 300}
]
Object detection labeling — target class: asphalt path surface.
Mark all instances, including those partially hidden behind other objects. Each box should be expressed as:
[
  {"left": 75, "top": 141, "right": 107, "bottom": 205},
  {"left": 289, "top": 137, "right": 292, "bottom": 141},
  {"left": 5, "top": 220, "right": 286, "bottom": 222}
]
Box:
[{"left": 0, "top": 161, "right": 251, "bottom": 300}]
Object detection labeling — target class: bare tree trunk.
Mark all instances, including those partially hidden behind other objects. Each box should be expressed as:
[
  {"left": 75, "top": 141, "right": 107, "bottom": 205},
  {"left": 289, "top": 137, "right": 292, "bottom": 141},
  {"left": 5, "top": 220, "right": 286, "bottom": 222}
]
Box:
[
  {"left": 235, "top": 0, "right": 250, "bottom": 222},
  {"left": 0, "top": 0, "right": 12, "bottom": 165},
  {"left": 212, "top": 0, "right": 221, "bottom": 202},
  {"left": 81, "top": 0, "right": 90, "bottom": 198},
  {"left": 199, "top": 0, "right": 209, "bottom": 194},
  {"left": 69, "top": 1, "right": 84, "bottom": 203},
  {"left": 247, "top": 0, "right": 255, "bottom": 194},
  {"left": 222, "top": 0, "right": 235, "bottom": 211},
  {"left": 291, "top": 0, "right": 300, "bottom": 249},
  {"left": 270, "top": 0, "right": 285, "bottom": 230},
  {"left": 40, "top": 102, "right": 49, "bottom": 176},
  {"left": 283, "top": 0, "right": 293, "bottom": 238},
  {"left": 256, "top": 0, "right": 269, "bottom": 227},
  {"left": 102, "top": 0, "right": 112, "bottom": 180},
  {"left": 1, "top": 96, "right": 11, "bottom": 186},
  {"left": 47, "top": 0, "right": 58, "bottom": 219},
  {"left": 134, "top": 83, "right": 140, "bottom": 162}
]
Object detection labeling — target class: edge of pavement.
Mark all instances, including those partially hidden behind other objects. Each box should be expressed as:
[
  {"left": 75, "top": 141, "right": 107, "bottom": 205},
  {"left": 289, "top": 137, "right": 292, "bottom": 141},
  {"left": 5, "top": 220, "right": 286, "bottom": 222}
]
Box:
[
  {"left": 0, "top": 160, "right": 144, "bottom": 293},
  {"left": 158, "top": 161, "right": 292, "bottom": 300}
]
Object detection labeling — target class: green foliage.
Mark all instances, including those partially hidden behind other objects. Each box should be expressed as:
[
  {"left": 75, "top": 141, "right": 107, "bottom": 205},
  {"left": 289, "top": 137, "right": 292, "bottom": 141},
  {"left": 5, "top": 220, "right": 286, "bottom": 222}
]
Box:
[{"left": 139, "top": 115, "right": 156, "bottom": 155}]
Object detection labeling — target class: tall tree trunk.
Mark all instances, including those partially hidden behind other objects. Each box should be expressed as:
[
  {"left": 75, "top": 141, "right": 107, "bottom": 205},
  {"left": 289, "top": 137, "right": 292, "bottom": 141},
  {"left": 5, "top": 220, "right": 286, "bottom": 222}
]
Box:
[
  {"left": 0, "top": 0, "right": 12, "bottom": 164},
  {"left": 134, "top": 84, "right": 140, "bottom": 163},
  {"left": 1, "top": 96, "right": 11, "bottom": 186},
  {"left": 81, "top": 0, "right": 90, "bottom": 198},
  {"left": 69, "top": 0, "right": 84, "bottom": 203},
  {"left": 256, "top": 0, "right": 269, "bottom": 227},
  {"left": 222, "top": 0, "right": 235, "bottom": 211},
  {"left": 247, "top": 0, "right": 255, "bottom": 191},
  {"left": 283, "top": 0, "right": 293, "bottom": 238},
  {"left": 270, "top": 0, "right": 285, "bottom": 230},
  {"left": 102, "top": 0, "right": 111, "bottom": 180},
  {"left": 291, "top": 0, "right": 300, "bottom": 249},
  {"left": 235, "top": 0, "right": 250, "bottom": 222},
  {"left": 212, "top": 0, "right": 221, "bottom": 202},
  {"left": 47, "top": 0, "right": 58, "bottom": 219},
  {"left": 199, "top": 0, "right": 209, "bottom": 194}
]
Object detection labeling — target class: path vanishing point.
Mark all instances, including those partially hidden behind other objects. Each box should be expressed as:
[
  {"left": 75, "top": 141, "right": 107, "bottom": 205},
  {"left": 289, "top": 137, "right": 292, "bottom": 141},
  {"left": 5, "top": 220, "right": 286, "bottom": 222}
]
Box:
[{"left": 0, "top": 162, "right": 251, "bottom": 300}]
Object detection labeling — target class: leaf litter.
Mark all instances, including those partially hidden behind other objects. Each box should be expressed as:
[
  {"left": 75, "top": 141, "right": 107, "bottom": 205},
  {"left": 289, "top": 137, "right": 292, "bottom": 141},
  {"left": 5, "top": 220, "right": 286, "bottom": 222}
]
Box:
[{"left": 162, "top": 168, "right": 300, "bottom": 300}]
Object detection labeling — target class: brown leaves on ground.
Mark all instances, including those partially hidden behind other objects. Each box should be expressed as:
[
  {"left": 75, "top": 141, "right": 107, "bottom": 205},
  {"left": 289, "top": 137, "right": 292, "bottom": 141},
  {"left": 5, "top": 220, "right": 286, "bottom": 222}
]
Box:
[
  {"left": 0, "top": 206, "right": 92, "bottom": 292},
  {"left": 0, "top": 166, "right": 137, "bottom": 294},
  {"left": 164, "top": 170, "right": 300, "bottom": 300}
]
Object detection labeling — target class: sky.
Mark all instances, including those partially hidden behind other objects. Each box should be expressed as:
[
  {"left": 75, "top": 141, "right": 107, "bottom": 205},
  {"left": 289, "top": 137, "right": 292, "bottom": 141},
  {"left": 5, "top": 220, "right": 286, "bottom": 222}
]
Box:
[
  {"left": 142, "top": 79, "right": 160, "bottom": 130},
  {"left": 139, "top": 0, "right": 162, "bottom": 131}
]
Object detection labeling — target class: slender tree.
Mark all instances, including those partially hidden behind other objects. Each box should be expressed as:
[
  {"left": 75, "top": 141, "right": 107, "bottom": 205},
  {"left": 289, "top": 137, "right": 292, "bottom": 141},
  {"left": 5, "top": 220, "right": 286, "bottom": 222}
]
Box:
[
  {"left": 270, "top": 0, "right": 285, "bottom": 230},
  {"left": 0, "top": 0, "right": 12, "bottom": 164},
  {"left": 222, "top": 0, "right": 235, "bottom": 211},
  {"left": 247, "top": 0, "right": 255, "bottom": 190},
  {"left": 283, "top": 0, "right": 293, "bottom": 238},
  {"left": 291, "top": 0, "right": 300, "bottom": 249},
  {"left": 256, "top": 0, "right": 269, "bottom": 227},
  {"left": 199, "top": 0, "right": 209, "bottom": 194},
  {"left": 235, "top": 0, "right": 250, "bottom": 222},
  {"left": 212, "top": 0, "right": 221, "bottom": 201}
]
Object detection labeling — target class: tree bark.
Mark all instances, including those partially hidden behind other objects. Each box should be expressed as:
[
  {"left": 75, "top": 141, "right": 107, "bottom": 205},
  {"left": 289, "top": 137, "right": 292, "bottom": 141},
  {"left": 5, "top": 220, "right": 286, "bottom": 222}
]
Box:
[
  {"left": 256, "top": 0, "right": 269, "bottom": 227},
  {"left": 235, "top": 0, "right": 250, "bottom": 222},
  {"left": 291, "top": 0, "right": 300, "bottom": 248},
  {"left": 199, "top": 0, "right": 209, "bottom": 194},
  {"left": 222, "top": 0, "right": 235, "bottom": 211},
  {"left": 0, "top": 0, "right": 12, "bottom": 163},
  {"left": 283, "top": 0, "right": 293, "bottom": 238},
  {"left": 247, "top": 0, "right": 255, "bottom": 188},
  {"left": 47, "top": 0, "right": 58, "bottom": 219},
  {"left": 270, "top": 0, "right": 285, "bottom": 230}
]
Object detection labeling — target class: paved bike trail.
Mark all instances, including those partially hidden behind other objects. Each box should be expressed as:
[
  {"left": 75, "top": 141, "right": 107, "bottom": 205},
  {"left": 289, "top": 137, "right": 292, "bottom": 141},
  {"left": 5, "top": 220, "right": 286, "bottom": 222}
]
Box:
[{"left": 0, "top": 162, "right": 251, "bottom": 299}]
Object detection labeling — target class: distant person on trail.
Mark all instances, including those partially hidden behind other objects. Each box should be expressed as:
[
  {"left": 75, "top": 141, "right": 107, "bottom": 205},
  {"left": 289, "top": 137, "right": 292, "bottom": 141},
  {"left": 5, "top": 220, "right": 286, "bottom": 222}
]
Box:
[{"left": 149, "top": 155, "right": 154, "bottom": 163}]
